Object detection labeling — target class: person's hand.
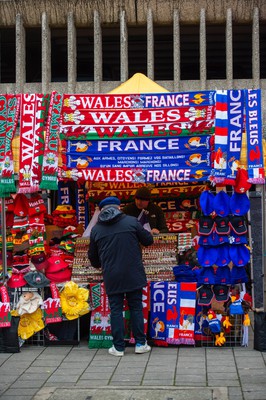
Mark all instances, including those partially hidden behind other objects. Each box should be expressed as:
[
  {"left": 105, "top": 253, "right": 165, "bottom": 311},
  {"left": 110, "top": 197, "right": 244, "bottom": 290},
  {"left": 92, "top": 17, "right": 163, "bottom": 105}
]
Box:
[{"left": 151, "top": 228, "right": 160, "bottom": 235}]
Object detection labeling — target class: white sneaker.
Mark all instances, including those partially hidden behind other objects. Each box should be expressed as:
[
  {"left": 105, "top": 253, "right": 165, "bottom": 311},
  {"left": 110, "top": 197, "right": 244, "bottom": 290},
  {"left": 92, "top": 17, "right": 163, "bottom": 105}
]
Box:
[
  {"left": 135, "top": 342, "right": 151, "bottom": 354},
  {"left": 108, "top": 346, "right": 124, "bottom": 357}
]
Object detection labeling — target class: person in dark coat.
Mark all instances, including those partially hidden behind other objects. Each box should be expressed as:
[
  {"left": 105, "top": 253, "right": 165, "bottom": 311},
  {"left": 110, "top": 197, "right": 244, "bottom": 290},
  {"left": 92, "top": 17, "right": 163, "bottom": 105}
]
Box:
[
  {"left": 88, "top": 196, "right": 154, "bottom": 357},
  {"left": 122, "top": 186, "right": 169, "bottom": 234}
]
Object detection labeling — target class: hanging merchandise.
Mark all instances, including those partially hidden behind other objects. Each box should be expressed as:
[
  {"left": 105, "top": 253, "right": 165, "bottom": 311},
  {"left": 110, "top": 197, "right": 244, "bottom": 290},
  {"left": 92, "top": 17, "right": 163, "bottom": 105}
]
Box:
[
  {"left": 42, "top": 282, "right": 63, "bottom": 324},
  {"left": 16, "top": 291, "right": 43, "bottom": 316},
  {"left": 0, "top": 286, "right": 11, "bottom": 327},
  {"left": 211, "top": 90, "right": 245, "bottom": 185},
  {"left": 40, "top": 91, "right": 63, "bottom": 190},
  {"left": 18, "top": 93, "right": 50, "bottom": 193},
  {"left": 17, "top": 308, "right": 45, "bottom": 340},
  {"left": 245, "top": 89, "right": 265, "bottom": 183},
  {"left": 59, "top": 280, "right": 89, "bottom": 320},
  {"left": 0, "top": 94, "right": 21, "bottom": 195}
]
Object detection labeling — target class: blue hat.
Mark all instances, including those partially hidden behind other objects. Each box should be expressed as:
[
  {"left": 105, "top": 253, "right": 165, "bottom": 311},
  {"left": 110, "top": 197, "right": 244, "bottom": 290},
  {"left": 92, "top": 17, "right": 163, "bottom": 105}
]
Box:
[
  {"left": 229, "top": 244, "right": 250, "bottom": 267},
  {"left": 229, "top": 231, "right": 247, "bottom": 245},
  {"left": 214, "top": 265, "right": 231, "bottom": 285},
  {"left": 213, "top": 191, "right": 230, "bottom": 217},
  {"left": 213, "top": 232, "right": 229, "bottom": 246},
  {"left": 231, "top": 265, "right": 249, "bottom": 284},
  {"left": 230, "top": 193, "right": 250, "bottom": 216},
  {"left": 215, "top": 244, "right": 230, "bottom": 267},
  {"left": 199, "top": 190, "right": 215, "bottom": 216},
  {"left": 199, "top": 232, "right": 216, "bottom": 246},
  {"left": 198, "top": 266, "right": 216, "bottom": 285},
  {"left": 197, "top": 246, "right": 217, "bottom": 267},
  {"left": 198, "top": 285, "right": 214, "bottom": 306},
  {"left": 99, "top": 196, "right": 121, "bottom": 210}
]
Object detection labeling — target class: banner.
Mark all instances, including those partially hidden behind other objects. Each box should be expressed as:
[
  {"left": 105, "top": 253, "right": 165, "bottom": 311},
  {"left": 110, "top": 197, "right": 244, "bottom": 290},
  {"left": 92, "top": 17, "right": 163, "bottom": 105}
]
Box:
[{"left": 245, "top": 89, "right": 265, "bottom": 183}]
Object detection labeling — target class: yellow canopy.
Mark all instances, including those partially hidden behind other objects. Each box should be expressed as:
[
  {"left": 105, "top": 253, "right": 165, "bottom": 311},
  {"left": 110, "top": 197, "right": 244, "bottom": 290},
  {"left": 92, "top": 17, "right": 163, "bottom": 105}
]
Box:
[{"left": 108, "top": 73, "right": 169, "bottom": 94}]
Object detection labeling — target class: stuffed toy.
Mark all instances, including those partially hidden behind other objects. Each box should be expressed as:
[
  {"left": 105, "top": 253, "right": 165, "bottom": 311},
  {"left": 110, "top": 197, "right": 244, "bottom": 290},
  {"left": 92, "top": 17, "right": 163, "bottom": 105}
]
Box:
[{"left": 207, "top": 310, "right": 226, "bottom": 347}]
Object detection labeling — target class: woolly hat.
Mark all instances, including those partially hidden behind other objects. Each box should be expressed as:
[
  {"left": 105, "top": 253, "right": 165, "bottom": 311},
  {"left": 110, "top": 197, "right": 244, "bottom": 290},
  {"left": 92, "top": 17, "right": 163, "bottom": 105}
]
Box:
[
  {"left": 214, "top": 265, "right": 231, "bottom": 285},
  {"left": 13, "top": 193, "right": 29, "bottom": 217},
  {"left": 229, "top": 244, "right": 250, "bottom": 267},
  {"left": 215, "top": 244, "right": 230, "bottom": 267},
  {"left": 197, "top": 246, "right": 217, "bottom": 267},
  {"left": 230, "top": 193, "right": 250, "bottom": 216},
  {"left": 197, "top": 266, "right": 216, "bottom": 285},
  {"left": 99, "top": 196, "right": 121, "bottom": 210},
  {"left": 212, "top": 232, "right": 229, "bottom": 246},
  {"left": 229, "top": 231, "right": 247, "bottom": 245},
  {"left": 24, "top": 270, "right": 50, "bottom": 288},
  {"left": 213, "top": 191, "right": 230, "bottom": 217},
  {"left": 198, "top": 285, "right": 214, "bottom": 306},
  {"left": 135, "top": 187, "right": 151, "bottom": 200},
  {"left": 231, "top": 265, "right": 249, "bottom": 284},
  {"left": 234, "top": 169, "right": 252, "bottom": 194},
  {"left": 213, "top": 284, "right": 230, "bottom": 302},
  {"left": 199, "top": 233, "right": 216, "bottom": 247},
  {"left": 199, "top": 190, "right": 215, "bottom": 215}
]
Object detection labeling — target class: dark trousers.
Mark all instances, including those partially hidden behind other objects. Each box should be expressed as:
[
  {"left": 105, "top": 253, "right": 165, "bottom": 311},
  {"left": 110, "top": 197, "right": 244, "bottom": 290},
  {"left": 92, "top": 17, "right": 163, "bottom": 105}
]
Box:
[{"left": 108, "top": 288, "right": 146, "bottom": 351}]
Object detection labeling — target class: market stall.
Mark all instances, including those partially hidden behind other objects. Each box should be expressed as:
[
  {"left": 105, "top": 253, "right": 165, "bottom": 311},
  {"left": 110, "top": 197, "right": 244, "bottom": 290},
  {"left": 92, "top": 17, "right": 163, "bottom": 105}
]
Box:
[{"left": 0, "top": 76, "right": 264, "bottom": 350}]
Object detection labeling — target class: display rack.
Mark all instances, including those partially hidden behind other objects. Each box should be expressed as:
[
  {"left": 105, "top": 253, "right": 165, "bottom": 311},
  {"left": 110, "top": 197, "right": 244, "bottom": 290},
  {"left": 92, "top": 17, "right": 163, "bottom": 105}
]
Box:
[{"left": 200, "top": 314, "right": 244, "bottom": 347}]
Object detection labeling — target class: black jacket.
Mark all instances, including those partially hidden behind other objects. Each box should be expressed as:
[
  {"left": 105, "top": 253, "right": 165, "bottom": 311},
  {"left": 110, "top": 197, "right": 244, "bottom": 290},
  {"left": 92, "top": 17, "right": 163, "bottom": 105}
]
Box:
[
  {"left": 88, "top": 207, "right": 154, "bottom": 295},
  {"left": 122, "top": 202, "right": 169, "bottom": 233}
]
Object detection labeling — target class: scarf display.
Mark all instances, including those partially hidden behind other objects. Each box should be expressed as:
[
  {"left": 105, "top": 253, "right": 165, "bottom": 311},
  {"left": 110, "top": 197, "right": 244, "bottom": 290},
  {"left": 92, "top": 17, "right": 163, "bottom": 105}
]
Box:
[
  {"left": 245, "top": 89, "right": 265, "bottom": 183},
  {"left": 150, "top": 281, "right": 197, "bottom": 346},
  {"left": 40, "top": 91, "right": 63, "bottom": 190},
  {"left": 60, "top": 92, "right": 216, "bottom": 139},
  {"left": 75, "top": 182, "right": 89, "bottom": 230},
  {"left": 18, "top": 93, "right": 49, "bottom": 193},
  {"left": 0, "top": 95, "right": 20, "bottom": 195}
]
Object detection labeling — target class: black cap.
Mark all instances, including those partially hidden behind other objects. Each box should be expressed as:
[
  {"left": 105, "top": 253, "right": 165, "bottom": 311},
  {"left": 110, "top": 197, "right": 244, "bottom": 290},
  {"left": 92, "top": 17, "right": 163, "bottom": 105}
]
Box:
[{"left": 135, "top": 187, "right": 151, "bottom": 200}]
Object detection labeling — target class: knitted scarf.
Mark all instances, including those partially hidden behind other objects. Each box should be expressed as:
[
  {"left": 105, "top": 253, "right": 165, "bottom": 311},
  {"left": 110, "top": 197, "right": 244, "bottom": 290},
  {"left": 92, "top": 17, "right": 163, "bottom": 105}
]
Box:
[
  {"left": 0, "top": 94, "right": 21, "bottom": 195},
  {"left": 18, "top": 94, "right": 49, "bottom": 193},
  {"left": 245, "top": 89, "right": 265, "bottom": 183},
  {"left": 40, "top": 91, "right": 63, "bottom": 190}
]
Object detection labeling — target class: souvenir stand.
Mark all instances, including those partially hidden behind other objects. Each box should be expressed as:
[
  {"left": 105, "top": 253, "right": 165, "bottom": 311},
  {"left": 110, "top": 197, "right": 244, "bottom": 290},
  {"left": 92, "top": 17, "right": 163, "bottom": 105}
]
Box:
[{"left": 0, "top": 79, "right": 264, "bottom": 351}]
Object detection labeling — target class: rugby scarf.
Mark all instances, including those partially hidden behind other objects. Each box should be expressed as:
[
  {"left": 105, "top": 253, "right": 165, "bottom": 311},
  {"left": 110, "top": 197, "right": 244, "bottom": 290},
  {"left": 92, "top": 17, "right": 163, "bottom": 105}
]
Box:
[
  {"left": 245, "top": 89, "right": 265, "bottom": 183},
  {"left": 40, "top": 91, "right": 63, "bottom": 190},
  {"left": 150, "top": 281, "right": 197, "bottom": 346},
  {"left": 88, "top": 282, "right": 112, "bottom": 349},
  {"left": 60, "top": 92, "right": 216, "bottom": 140},
  {"left": 0, "top": 94, "right": 20, "bottom": 195},
  {"left": 18, "top": 94, "right": 49, "bottom": 193},
  {"left": 212, "top": 90, "right": 244, "bottom": 185}
]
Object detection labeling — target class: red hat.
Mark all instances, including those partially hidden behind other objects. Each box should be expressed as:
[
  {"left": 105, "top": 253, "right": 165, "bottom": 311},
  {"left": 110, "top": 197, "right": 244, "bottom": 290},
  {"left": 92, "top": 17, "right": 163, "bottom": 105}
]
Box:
[
  {"left": 46, "top": 256, "right": 72, "bottom": 283},
  {"left": 234, "top": 169, "right": 252, "bottom": 194},
  {"left": 27, "top": 194, "right": 47, "bottom": 216},
  {"left": 7, "top": 273, "right": 27, "bottom": 288},
  {"left": 31, "top": 252, "right": 49, "bottom": 271},
  {"left": 13, "top": 193, "right": 29, "bottom": 217}
]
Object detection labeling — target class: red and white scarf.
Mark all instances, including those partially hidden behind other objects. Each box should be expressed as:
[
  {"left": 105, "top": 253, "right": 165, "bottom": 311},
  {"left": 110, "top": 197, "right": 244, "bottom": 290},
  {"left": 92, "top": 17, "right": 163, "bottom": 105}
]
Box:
[{"left": 18, "top": 93, "right": 49, "bottom": 193}]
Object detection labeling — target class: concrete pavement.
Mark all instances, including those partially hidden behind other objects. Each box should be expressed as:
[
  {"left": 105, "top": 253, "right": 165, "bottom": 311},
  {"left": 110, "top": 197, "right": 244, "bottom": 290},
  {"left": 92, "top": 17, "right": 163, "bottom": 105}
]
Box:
[{"left": 0, "top": 324, "right": 265, "bottom": 400}]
